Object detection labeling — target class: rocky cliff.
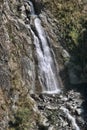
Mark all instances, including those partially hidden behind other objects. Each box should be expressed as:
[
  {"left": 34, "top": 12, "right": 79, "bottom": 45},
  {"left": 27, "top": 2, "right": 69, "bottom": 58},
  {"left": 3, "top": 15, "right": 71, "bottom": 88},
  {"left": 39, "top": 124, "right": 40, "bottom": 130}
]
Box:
[
  {"left": 0, "top": 0, "right": 87, "bottom": 130},
  {"left": 0, "top": 0, "right": 38, "bottom": 129}
]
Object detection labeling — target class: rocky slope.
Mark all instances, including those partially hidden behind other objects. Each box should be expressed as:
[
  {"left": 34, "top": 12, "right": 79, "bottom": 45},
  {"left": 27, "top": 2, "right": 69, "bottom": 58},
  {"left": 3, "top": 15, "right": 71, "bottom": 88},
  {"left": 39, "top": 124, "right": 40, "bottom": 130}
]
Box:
[{"left": 0, "top": 0, "right": 87, "bottom": 130}]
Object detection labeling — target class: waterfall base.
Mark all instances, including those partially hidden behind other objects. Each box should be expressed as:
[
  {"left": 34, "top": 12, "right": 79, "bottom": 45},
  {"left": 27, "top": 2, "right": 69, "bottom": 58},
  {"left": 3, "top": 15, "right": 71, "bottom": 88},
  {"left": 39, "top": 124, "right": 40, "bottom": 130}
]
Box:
[{"left": 42, "top": 89, "right": 61, "bottom": 95}]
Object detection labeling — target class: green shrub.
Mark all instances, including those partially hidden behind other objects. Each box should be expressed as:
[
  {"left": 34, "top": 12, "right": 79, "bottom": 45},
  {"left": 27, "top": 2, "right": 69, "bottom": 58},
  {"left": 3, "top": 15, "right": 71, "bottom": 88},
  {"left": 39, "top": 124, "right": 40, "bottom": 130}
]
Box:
[{"left": 9, "top": 107, "right": 34, "bottom": 130}]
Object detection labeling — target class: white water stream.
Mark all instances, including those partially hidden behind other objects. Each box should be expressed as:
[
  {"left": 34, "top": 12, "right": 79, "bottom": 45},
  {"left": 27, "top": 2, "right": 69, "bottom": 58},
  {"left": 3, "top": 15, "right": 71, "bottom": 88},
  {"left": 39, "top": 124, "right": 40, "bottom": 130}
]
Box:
[
  {"left": 34, "top": 18, "right": 60, "bottom": 94},
  {"left": 28, "top": 1, "right": 60, "bottom": 94},
  {"left": 60, "top": 107, "right": 80, "bottom": 130}
]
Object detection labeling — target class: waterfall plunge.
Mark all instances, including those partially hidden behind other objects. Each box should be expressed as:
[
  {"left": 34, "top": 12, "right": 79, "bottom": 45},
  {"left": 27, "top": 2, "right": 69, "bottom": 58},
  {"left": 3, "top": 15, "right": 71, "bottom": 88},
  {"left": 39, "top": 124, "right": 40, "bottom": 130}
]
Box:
[
  {"left": 34, "top": 18, "right": 60, "bottom": 94},
  {"left": 28, "top": 1, "right": 60, "bottom": 94}
]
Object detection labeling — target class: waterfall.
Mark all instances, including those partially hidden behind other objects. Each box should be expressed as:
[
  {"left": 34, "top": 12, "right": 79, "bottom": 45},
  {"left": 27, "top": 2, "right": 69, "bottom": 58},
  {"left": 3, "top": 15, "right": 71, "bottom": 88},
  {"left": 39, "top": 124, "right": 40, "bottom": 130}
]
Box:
[
  {"left": 60, "top": 107, "right": 80, "bottom": 130},
  {"left": 34, "top": 18, "right": 60, "bottom": 94},
  {"left": 25, "top": 1, "right": 80, "bottom": 130},
  {"left": 27, "top": 0, "right": 60, "bottom": 94}
]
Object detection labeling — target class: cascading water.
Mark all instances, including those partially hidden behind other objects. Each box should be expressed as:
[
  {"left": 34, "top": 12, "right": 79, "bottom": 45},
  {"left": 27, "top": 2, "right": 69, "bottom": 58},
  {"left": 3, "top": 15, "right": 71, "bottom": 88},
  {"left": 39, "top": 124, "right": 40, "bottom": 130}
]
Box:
[
  {"left": 28, "top": 1, "right": 61, "bottom": 94},
  {"left": 25, "top": 1, "right": 81, "bottom": 130},
  {"left": 60, "top": 107, "right": 80, "bottom": 130},
  {"left": 34, "top": 18, "right": 61, "bottom": 94}
]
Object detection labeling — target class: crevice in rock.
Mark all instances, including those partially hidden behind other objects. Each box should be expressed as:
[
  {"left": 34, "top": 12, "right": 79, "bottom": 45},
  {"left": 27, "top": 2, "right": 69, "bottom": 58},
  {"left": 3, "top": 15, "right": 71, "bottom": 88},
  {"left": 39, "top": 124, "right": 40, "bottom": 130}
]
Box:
[{"left": 31, "top": 0, "right": 42, "bottom": 15}]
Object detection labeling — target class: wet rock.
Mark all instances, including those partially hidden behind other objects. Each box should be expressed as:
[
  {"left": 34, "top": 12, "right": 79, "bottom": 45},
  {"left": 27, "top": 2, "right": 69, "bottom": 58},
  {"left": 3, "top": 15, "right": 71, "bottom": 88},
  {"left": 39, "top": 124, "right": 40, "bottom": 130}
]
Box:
[
  {"left": 59, "top": 95, "right": 63, "bottom": 99},
  {"left": 68, "top": 62, "right": 87, "bottom": 84},
  {"left": 76, "top": 108, "right": 83, "bottom": 115},
  {"left": 46, "top": 105, "right": 58, "bottom": 110},
  {"left": 61, "top": 97, "right": 68, "bottom": 102},
  {"left": 39, "top": 94, "right": 44, "bottom": 101},
  {"left": 62, "top": 121, "right": 68, "bottom": 127},
  {"left": 62, "top": 49, "right": 70, "bottom": 61},
  {"left": 77, "top": 116, "right": 85, "bottom": 125},
  {"left": 31, "top": 94, "right": 41, "bottom": 101},
  {"left": 38, "top": 125, "right": 48, "bottom": 130},
  {"left": 31, "top": 0, "right": 42, "bottom": 14},
  {"left": 38, "top": 105, "right": 45, "bottom": 110},
  {"left": 39, "top": 113, "right": 49, "bottom": 127},
  {"left": 48, "top": 125, "right": 55, "bottom": 130}
]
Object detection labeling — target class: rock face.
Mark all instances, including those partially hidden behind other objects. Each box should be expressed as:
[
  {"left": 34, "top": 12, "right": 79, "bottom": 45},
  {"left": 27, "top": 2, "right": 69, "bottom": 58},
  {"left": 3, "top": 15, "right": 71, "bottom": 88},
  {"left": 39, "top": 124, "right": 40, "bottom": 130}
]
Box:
[
  {"left": 0, "top": 0, "right": 61, "bottom": 129},
  {"left": 0, "top": 0, "right": 87, "bottom": 130},
  {"left": 0, "top": 0, "right": 38, "bottom": 129}
]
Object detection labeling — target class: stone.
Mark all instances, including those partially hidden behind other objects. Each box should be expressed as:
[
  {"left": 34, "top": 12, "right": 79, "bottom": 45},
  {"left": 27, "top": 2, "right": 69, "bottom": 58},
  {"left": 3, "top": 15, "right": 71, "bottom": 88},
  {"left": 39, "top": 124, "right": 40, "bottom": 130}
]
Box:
[
  {"left": 62, "top": 121, "right": 68, "bottom": 127},
  {"left": 77, "top": 117, "right": 85, "bottom": 125},
  {"left": 62, "top": 49, "right": 70, "bottom": 60},
  {"left": 46, "top": 105, "right": 58, "bottom": 110},
  {"left": 76, "top": 108, "right": 83, "bottom": 115},
  {"left": 39, "top": 114, "right": 49, "bottom": 127},
  {"left": 68, "top": 62, "right": 87, "bottom": 84},
  {"left": 38, "top": 105, "right": 45, "bottom": 110},
  {"left": 59, "top": 95, "right": 63, "bottom": 99},
  {"left": 61, "top": 97, "right": 68, "bottom": 101},
  {"left": 48, "top": 125, "right": 55, "bottom": 130}
]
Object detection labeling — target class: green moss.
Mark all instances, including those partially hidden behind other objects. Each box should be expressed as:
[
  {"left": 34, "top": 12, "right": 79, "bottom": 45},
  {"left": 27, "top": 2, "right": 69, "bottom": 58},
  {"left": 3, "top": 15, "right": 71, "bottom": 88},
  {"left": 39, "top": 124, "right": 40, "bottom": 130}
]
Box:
[{"left": 69, "top": 27, "right": 79, "bottom": 45}]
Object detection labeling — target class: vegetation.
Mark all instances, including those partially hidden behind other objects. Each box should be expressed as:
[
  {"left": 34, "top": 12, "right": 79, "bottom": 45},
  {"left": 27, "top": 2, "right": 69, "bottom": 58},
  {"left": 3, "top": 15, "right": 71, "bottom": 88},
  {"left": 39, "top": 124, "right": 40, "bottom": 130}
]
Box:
[
  {"left": 9, "top": 95, "right": 38, "bottom": 130},
  {"left": 43, "top": 0, "right": 87, "bottom": 68},
  {"left": 10, "top": 107, "right": 33, "bottom": 130}
]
